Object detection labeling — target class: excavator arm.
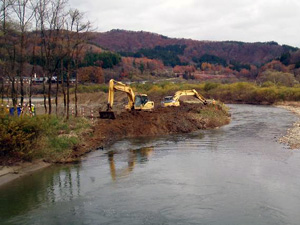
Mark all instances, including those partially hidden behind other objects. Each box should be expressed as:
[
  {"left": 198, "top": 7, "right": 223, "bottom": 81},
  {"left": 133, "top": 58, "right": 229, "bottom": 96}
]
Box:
[
  {"left": 107, "top": 79, "right": 135, "bottom": 111},
  {"left": 163, "top": 89, "right": 207, "bottom": 107},
  {"left": 192, "top": 89, "right": 207, "bottom": 105},
  {"left": 173, "top": 89, "right": 207, "bottom": 104},
  {"left": 100, "top": 79, "right": 135, "bottom": 119}
]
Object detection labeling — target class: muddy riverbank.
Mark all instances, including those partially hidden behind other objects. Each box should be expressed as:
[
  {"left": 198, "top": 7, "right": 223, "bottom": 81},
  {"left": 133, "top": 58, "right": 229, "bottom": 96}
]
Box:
[
  {"left": 0, "top": 102, "right": 230, "bottom": 186},
  {"left": 0, "top": 161, "right": 51, "bottom": 187},
  {"left": 70, "top": 102, "right": 231, "bottom": 161}
]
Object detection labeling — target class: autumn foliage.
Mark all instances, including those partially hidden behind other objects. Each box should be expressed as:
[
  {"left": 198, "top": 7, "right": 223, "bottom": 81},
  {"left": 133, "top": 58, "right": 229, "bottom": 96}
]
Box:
[
  {"left": 120, "top": 57, "right": 164, "bottom": 76},
  {"left": 173, "top": 65, "right": 196, "bottom": 74},
  {"left": 91, "top": 30, "right": 295, "bottom": 65},
  {"left": 77, "top": 66, "right": 104, "bottom": 84}
]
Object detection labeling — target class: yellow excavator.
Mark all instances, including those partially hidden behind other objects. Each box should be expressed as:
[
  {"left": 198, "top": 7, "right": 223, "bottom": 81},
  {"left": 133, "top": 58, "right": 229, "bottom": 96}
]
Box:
[
  {"left": 100, "top": 79, "right": 154, "bottom": 119},
  {"left": 161, "top": 89, "right": 207, "bottom": 107}
]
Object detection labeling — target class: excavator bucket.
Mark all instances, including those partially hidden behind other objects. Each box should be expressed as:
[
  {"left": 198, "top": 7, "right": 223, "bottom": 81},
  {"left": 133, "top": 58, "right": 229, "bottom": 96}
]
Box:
[{"left": 99, "top": 111, "right": 116, "bottom": 119}]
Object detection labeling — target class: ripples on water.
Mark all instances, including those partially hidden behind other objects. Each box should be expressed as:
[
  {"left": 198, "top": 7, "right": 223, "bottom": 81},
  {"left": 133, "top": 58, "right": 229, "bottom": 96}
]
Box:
[{"left": 1, "top": 104, "right": 300, "bottom": 225}]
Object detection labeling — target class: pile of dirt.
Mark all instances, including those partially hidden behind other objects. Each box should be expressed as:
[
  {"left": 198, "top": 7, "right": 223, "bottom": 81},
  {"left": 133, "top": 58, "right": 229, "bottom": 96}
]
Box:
[{"left": 71, "top": 103, "right": 230, "bottom": 159}]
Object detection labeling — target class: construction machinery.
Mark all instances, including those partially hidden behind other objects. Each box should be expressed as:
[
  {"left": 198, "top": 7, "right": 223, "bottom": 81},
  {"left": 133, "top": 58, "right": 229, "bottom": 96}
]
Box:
[
  {"left": 99, "top": 79, "right": 154, "bottom": 119},
  {"left": 161, "top": 89, "right": 207, "bottom": 107}
]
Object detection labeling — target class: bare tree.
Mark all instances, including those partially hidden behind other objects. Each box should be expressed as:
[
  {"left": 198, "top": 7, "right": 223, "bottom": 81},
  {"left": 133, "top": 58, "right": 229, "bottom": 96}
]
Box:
[
  {"left": 28, "top": 2, "right": 39, "bottom": 109},
  {"left": 36, "top": 0, "right": 67, "bottom": 114},
  {"left": 0, "top": 0, "right": 8, "bottom": 102},
  {"left": 63, "top": 9, "right": 90, "bottom": 119},
  {"left": 1, "top": 0, "right": 91, "bottom": 118},
  {"left": 35, "top": 0, "right": 47, "bottom": 113},
  {"left": 11, "top": 0, "right": 35, "bottom": 105},
  {"left": 0, "top": 0, "right": 19, "bottom": 110},
  {"left": 69, "top": 9, "right": 90, "bottom": 117}
]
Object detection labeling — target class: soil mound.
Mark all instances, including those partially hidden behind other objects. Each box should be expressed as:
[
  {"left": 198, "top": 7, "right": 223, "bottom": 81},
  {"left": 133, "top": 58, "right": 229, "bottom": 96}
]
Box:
[{"left": 72, "top": 103, "right": 230, "bottom": 158}]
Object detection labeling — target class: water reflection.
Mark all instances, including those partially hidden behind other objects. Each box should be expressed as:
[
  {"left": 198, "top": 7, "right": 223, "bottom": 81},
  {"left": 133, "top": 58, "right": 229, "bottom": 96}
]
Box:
[
  {"left": 1, "top": 105, "right": 300, "bottom": 225},
  {"left": 107, "top": 147, "right": 153, "bottom": 181},
  {"left": 0, "top": 165, "right": 82, "bottom": 222}
]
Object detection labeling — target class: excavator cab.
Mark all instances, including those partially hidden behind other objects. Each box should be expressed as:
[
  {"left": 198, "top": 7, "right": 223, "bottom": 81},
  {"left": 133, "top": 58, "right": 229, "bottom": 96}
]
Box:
[
  {"left": 135, "top": 95, "right": 148, "bottom": 106},
  {"left": 161, "top": 96, "right": 175, "bottom": 107},
  {"left": 134, "top": 94, "right": 154, "bottom": 110},
  {"left": 162, "top": 96, "right": 179, "bottom": 107},
  {"left": 163, "top": 96, "right": 174, "bottom": 103}
]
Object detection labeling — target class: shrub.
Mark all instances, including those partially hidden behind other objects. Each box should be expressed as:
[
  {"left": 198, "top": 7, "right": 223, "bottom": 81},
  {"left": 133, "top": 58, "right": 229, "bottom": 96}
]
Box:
[
  {"left": 0, "top": 115, "right": 42, "bottom": 160},
  {"left": 258, "top": 70, "right": 297, "bottom": 87},
  {"left": 255, "top": 87, "right": 279, "bottom": 103},
  {"left": 261, "top": 81, "right": 276, "bottom": 87},
  {"left": 204, "top": 82, "right": 220, "bottom": 92},
  {"left": 0, "top": 113, "right": 90, "bottom": 162}
]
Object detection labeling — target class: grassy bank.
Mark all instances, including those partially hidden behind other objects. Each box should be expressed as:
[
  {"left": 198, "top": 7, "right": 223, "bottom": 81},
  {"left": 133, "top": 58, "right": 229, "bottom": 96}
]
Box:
[
  {"left": 132, "top": 82, "right": 300, "bottom": 104},
  {"left": 198, "top": 102, "right": 230, "bottom": 128},
  {"left": 71, "top": 81, "right": 299, "bottom": 104},
  {"left": 0, "top": 111, "right": 91, "bottom": 165}
]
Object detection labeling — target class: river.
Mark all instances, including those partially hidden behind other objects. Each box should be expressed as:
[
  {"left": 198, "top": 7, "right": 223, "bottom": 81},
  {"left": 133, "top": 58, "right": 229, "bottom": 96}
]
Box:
[{"left": 1, "top": 104, "right": 300, "bottom": 225}]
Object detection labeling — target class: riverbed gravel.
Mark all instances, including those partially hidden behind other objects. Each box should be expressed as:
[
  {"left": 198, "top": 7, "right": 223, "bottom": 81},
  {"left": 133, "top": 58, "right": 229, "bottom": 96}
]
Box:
[{"left": 278, "top": 103, "right": 300, "bottom": 149}]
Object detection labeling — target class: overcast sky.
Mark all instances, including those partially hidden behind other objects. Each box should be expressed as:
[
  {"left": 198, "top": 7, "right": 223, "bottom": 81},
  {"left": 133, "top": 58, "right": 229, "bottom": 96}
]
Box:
[{"left": 69, "top": 0, "right": 300, "bottom": 47}]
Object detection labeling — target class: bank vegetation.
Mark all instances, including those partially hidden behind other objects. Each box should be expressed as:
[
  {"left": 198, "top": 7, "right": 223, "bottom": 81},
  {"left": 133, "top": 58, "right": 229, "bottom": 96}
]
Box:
[
  {"left": 0, "top": 107, "right": 91, "bottom": 165},
  {"left": 74, "top": 81, "right": 300, "bottom": 105}
]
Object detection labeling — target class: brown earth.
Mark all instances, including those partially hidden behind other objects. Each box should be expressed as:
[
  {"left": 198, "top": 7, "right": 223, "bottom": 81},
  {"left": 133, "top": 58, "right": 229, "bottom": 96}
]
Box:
[
  {"left": 19, "top": 92, "right": 230, "bottom": 162},
  {"left": 69, "top": 102, "right": 230, "bottom": 160}
]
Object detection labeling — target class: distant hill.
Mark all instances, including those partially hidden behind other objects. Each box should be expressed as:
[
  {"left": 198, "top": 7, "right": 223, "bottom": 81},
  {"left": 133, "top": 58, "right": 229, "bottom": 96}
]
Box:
[{"left": 90, "top": 29, "right": 298, "bottom": 66}]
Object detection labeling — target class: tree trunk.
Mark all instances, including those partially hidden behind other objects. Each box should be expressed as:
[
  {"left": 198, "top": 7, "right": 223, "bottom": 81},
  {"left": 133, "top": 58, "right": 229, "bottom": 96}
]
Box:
[
  {"left": 61, "top": 60, "right": 66, "bottom": 116},
  {"left": 48, "top": 76, "right": 52, "bottom": 115},
  {"left": 55, "top": 75, "right": 59, "bottom": 116},
  {"left": 43, "top": 75, "right": 47, "bottom": 114},
  {"left": 6, "top": 83, "right": 10, "bottom": 104},
  {"left": 75, "top": 67, "right": 78, "bottom": 117},
  {"left": 66, "top": 68, "right": 70, "bottom": 120},
  {"left": 20, "top": 33, "right": 24, "bottom": 106},
  {"left": 20, "top": 73, "right": 24, "bottom": 105},
  {"left": 29, "top": 75, "right": 32, "bottom": 111},
  {"left": 29, "top": 28, "right": 37, "bottom": 114},
  {"left": 11, "top": 77, "right": 17, "bottom": 116},
  {"left": 1, "top": 77, "right": 4, "bottom": 103}
]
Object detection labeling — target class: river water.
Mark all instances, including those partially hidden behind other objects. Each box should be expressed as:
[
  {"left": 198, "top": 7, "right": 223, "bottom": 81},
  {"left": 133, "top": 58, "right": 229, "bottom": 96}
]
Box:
[{"left": 1, "top": 104, "right": 300, "bottom": 225}]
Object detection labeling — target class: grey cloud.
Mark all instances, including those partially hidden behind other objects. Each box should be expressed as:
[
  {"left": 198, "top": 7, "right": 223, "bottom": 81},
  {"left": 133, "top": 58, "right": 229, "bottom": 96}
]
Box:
[{"left": 69, "top": 0, "right": 300, "bottom": 47}]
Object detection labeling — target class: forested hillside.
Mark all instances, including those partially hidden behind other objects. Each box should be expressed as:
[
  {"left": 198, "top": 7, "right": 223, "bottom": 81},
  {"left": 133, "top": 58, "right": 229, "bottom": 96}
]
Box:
[{"left": 90, "top": 29, "right": 298, "bottom": 65}]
